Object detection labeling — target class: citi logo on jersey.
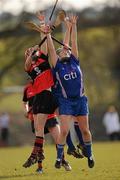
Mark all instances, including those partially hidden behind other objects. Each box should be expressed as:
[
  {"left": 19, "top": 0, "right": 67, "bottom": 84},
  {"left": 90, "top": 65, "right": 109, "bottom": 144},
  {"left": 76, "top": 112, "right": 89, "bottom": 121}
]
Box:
[{"left": 64, "top": 72, "right": 77, "bottom": 80}]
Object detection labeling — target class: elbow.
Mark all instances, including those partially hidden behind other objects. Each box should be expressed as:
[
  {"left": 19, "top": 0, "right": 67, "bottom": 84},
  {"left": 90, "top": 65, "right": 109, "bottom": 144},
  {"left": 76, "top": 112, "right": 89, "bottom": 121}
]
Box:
[{"left": 24, "top": 64, "right": 30, "bottom": 72}]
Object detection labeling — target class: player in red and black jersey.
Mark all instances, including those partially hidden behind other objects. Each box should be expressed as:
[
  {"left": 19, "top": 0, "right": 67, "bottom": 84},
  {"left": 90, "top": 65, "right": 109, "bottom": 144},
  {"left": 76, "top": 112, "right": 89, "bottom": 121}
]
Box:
[
  {"left": 22, "top": 79, "right": 71, "bottom": 172},
  {"left": 22, "top": 13, "right": 58, "bottom": 169}
]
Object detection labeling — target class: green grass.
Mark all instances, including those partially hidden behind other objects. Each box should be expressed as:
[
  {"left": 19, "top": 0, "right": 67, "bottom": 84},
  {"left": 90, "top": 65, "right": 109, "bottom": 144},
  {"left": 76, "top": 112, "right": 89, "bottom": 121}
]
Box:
[{"left": 0, "top": 142, "right": 120, "bottom": 180}]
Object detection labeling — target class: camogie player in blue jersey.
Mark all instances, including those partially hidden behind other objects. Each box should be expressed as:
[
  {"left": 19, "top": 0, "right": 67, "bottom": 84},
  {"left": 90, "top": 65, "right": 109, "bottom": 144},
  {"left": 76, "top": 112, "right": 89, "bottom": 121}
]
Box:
[
  {"left": 52, "top": 69, "right": 84, "bottom": 159},
  {"left": 46, "top": 15, "right": 95, "bottom": 169}
]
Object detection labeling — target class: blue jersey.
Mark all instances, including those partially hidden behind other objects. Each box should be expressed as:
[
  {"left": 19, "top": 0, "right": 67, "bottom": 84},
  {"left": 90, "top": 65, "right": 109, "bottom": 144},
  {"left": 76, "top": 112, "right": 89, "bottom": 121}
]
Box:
[
  {"left": 52, "top": 68, "right": 62, "bottom": 98},
  {"left": 53, "top": 54, "right": 84, "bottom": 99}
]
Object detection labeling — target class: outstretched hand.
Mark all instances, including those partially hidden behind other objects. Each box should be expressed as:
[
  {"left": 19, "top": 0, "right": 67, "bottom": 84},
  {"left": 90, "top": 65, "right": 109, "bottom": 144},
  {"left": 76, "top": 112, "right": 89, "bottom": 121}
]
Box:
[
  {"left": 64, "top": 17, "right": 72, "bottom": 29},
  {"left": 64, "top": 14, "right": 78, "bottom": 29},
  {"left": 70, "top": 15, "right": 78, "bottom": 25}
]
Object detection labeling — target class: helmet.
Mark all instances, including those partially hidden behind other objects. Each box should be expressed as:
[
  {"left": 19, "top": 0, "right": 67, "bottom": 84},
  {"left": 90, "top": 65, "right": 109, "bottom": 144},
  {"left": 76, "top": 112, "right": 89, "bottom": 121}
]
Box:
[{"left": 24, "top": 47, "right": 33, "bottom": 60}]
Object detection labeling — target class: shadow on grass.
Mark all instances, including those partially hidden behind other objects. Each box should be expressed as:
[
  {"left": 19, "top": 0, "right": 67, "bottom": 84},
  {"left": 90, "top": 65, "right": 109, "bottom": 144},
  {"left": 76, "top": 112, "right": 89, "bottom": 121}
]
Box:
[{"left": 0, "top": 173, "right": 40, "bottom": 179}]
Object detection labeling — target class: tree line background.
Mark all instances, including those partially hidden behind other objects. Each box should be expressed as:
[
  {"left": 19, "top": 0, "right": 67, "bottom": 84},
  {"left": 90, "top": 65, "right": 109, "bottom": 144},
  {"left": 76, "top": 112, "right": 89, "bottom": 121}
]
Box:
[{"left": 0, "top": 2, "right": 120, "bottom": 144}]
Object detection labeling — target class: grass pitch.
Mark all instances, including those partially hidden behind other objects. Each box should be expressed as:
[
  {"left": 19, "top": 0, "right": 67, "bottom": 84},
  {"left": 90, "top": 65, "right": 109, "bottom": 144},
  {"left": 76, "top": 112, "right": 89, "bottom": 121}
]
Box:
[{"left": 0, "top": 142, "right": 120, "bottom": 180}]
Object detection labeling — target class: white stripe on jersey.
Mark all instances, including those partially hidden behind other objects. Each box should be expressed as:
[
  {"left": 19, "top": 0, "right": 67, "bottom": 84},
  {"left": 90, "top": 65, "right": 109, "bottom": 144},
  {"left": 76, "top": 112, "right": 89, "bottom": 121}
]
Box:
[{"left": 56, "top": 72, "right": 67, "bottom": 98}]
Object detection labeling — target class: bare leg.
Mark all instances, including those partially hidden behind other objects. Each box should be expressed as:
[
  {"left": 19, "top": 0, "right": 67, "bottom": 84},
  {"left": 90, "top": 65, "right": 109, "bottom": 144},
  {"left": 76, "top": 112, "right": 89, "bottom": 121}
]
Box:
[
  {"left": 49, "top": 124, "right": 72, "bottom": 171},
  {"left": 55, "top": 115, "right": 73, "bottom": 169},
  {"left": 77, "top": 115, "right": 95, "bottom": 168},
  {"left": 23, "top": 113, "right": 48, "bottom": 168}
]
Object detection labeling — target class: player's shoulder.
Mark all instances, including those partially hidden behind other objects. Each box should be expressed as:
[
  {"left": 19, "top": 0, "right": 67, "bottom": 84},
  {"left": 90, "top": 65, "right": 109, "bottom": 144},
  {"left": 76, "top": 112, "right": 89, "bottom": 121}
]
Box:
[
  {"left": 70, "top": 54, "right": 79, "bottom": 63},
  {"left": 24, "top": 82, "right": 32, "bottom": 90}
]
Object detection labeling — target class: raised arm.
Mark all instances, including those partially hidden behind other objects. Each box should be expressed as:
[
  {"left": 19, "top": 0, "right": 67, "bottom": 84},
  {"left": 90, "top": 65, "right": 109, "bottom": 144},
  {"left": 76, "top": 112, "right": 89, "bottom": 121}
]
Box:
[
  {"left": 24, "top": 45, "right": 39, "bottom": 71},
  {"left": 63, "top": 17, "right": 72, "bottom": 46},
  {"left": 71, "top": 15, "right": 78, "bottom": 59},
  {"left": 36, "top": 12, "right": 47, "bottom": 55},
  {"left": 47, "top": 32, "right": 58, "bottom": 67},
  {"left": 24, "top": 12, "right": 47, "bottom": 71}
]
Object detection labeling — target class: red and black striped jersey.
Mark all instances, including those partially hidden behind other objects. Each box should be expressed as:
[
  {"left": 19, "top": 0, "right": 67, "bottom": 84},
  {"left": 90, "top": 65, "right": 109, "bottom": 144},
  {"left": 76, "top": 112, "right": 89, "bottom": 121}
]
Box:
[
  {"left": 26, "top": 51, "right": 54, "bottom": 94},
  {"left": 23, "top": 82, "right": 34, "bottom": 106}
]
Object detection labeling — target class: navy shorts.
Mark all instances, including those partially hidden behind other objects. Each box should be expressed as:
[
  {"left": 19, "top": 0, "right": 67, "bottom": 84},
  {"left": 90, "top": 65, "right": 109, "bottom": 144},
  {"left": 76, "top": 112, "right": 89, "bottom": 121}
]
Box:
[{"left": 58, "top": 95, "right": 89, "bottom": 116}]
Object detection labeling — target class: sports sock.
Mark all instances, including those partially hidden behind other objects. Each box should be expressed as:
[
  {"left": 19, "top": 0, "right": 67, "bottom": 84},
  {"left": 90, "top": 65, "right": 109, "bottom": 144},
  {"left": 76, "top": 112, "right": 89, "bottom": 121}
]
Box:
[
  {"left": 74, "top": 122, "right": 84, "bottom": 146},
  {"left": 38, "top": 160, "right": 42, "bottom": 169},
  {"left": 56, "top": 144, "right": 64, "bottom": 161},
  {"left": 31, "top": 136, "right": 44, "bottom": 157},
  {"left": 84, "top": 141, "right": 92, "bottom": 158},
  {"left": 56, "top": 144, "right": 65, "bottom": 161}
]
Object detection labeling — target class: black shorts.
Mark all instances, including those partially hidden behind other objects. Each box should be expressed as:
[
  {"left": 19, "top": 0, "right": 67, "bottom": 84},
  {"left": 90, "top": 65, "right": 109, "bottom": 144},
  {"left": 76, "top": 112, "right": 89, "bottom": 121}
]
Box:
[
  {"left": 33, "top": 90, "right": 58, "bottom": 114},
  {"left": 44, "top": 117, "right": 59, "bottom": 134}
]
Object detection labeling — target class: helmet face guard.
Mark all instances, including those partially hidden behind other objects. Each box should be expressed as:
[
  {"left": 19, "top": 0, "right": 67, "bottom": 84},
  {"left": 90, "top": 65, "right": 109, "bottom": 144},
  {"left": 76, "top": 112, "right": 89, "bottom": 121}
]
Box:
[
  {"left": 24, "top": 48, "right": 33, "bottom": 60},
  {"left": 25, "top": 45, "right": 39, "bottom": 60},
  {"left": 56, "top": 45, "right": 71, "bottom": 56},
  {"left": 56, "top": 47, "right": 63, "bottom": 55}
]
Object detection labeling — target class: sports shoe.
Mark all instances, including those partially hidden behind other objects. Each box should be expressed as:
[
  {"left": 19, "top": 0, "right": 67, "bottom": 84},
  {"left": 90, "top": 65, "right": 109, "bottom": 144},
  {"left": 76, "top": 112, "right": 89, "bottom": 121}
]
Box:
[
  {"left": 67, "top": 148, "right": 84, "bottom": 158},
  {"left": 23, "top": 155, "right": 37, "bottom": 168},
  {"left": 55, "top": 160, "right": 62, "bottom": 169},
  {"left": 77, "top": 144, "right": 83, "bottom": 150},
  {"left": 62, "top": 160, "right": 72, "bottom": 171},
  {"left": 77, "top": 144, "right": 88, "bottom": 157},
  {"left": 36, "top": 168, "right": 43, "bottom": 174},
  {"left": 88, "top": 156, "right": 95, "bottom": 168}
]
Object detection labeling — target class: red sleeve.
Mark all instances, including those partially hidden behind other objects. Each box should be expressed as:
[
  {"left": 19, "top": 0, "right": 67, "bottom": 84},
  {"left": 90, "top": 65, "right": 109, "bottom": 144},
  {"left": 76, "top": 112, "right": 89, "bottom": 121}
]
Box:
[{"left": 22, "top": 86, "right": 28, "bottom": 102}]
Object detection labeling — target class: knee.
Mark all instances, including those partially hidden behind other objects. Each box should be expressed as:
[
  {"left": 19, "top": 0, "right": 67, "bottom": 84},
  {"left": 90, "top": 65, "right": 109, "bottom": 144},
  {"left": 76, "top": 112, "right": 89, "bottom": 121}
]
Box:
[
  {"left": 34, "top": 125, "right": 43, "bottom": 135},
  {"left": 61, "top": 129, "right": 69, "bottom": 138},
  {"left": 81, "top": 128, "right": 91, "bottom": 137}
]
